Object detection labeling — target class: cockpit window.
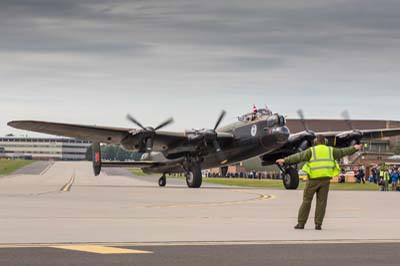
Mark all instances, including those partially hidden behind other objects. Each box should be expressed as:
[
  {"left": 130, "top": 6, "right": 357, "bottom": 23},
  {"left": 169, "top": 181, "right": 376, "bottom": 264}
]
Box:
[
  {"left": 278, "top": 115, "right": 286, "bottom": 126},
  {"left": 238, "top": 108, "right": 273, "bottom": 122},
  {"left": 266, "top": 115, "right": 279, "bottom": 127}
]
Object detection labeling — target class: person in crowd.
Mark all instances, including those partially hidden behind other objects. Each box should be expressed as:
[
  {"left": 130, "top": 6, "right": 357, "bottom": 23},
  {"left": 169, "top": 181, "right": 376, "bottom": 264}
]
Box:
[
  {"left": 391, "top": 168, "right": 399, "bottom": 191},
  {"left": 371, "top": 167, "right": 376, "bottom": 183},
  {"left": 339, "top": 168, "right": 346, "bottom": 183},
  {"left": 381, "top": 167, "right": 390, "bottom": 191},
  {"left": 353, "top": 167, "right": 359, "bottom": 182},
  {"left": 375, "top": 167, "right": 381, "bottom": 185},
  {"left": 358, "top": 166, "right": 365, "bottom": 184}
]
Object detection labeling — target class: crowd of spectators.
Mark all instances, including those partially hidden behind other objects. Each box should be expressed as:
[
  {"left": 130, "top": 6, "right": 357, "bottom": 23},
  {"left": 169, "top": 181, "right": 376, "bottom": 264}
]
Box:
[
  {"left": 196, "top": 165, "right": 400, "bottom": 192},
  {"left": 205, "top": 170, "right": 282, "bottom": 179},
  {"left": 370, "top": 166, "right": 400, "bottom": 192}
]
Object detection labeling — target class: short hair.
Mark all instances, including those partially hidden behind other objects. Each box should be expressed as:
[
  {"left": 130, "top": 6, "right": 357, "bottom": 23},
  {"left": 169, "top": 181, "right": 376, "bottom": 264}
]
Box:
[{"left": 315, "top": 135, "right": 328, "bottom": 145}]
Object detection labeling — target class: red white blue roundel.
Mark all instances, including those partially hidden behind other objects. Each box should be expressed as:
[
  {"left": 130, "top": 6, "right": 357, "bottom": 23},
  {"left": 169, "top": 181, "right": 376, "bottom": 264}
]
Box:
[{"left": 251, "top": 124, "right": 257, "bottom": 136}]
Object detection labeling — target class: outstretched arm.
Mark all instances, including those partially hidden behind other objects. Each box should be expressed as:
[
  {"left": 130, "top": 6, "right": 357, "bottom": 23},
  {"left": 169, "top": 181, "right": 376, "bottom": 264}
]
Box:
[
  {"left": 276, "top": 148, "right": 312, "bottom": 165},
  {"left": 333, "top": 144, "right": 361, "bottom": 159},
  {"left": 276, "top": 144, "right": 362, "bottom": 165}
]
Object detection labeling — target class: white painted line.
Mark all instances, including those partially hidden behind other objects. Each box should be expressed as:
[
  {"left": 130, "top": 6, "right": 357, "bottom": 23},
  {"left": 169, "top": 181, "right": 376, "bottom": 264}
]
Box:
[{"left": 40, "top": 162, "right": 54, "bottom": 176}]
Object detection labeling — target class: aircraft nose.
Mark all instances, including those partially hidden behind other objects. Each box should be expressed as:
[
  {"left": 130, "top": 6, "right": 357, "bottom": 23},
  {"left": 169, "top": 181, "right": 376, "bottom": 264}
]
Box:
[{"left": 272, "top": 126, "right": 290, "bottom": 144}]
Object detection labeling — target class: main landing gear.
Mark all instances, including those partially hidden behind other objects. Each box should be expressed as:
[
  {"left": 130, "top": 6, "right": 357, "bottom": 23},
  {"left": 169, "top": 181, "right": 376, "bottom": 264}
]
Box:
[
  {"left": 185, "top": 163, "right": 202, "bottom": 188},
  {"left": 157, "top": 161, "right": 203, "bottom": 188},
  {"left": 158, "top": 174, "right": 166, "bottom": 187},
  {"left": 277, "top": 165, "right": 300, "bottom": 190}
]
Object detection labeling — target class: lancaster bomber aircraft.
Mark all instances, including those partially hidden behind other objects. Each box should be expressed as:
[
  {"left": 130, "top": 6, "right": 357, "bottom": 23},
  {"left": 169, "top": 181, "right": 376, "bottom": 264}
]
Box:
[{"left": 8, "top": 107, "right": 400, "bottom": 189}]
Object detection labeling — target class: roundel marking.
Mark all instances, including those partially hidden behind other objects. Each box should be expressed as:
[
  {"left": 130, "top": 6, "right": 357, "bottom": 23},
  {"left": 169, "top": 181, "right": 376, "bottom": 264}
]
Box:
[{"left": 251, "top": 124, "right": 257, "bottom": 137}]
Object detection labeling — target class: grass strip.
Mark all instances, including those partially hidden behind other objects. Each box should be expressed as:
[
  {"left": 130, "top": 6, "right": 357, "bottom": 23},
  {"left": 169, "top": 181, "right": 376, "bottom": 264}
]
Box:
[
  {"left": 0, "top": 159, "right": 35, "bottom": 175},
  {"left": 203, "top": 178, "right": 381, "bottom": 191}
]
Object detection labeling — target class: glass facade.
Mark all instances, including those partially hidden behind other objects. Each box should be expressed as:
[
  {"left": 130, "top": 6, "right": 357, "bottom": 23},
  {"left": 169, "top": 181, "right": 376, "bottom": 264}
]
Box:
[{"left": 0, "top": 137, "right": 91, "bottom": 160}]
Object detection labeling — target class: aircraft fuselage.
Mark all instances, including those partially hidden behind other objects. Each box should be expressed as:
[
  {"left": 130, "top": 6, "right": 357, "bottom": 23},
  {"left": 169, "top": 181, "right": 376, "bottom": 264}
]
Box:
[{"left": 143, "top": 115, "right": 290, "bottom": 174}]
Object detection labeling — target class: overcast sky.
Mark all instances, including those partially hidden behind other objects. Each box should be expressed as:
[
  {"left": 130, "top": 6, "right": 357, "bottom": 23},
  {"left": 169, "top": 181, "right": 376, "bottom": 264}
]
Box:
[{"left": 1, "top": 0, "right": 400, "bottom": 136}]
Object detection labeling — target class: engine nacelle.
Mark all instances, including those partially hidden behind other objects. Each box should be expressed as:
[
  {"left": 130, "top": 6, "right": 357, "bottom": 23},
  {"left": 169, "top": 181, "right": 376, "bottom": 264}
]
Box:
[
  {"left": 335, "top": 131, "right": 362, "bottom": 147},
  {"left": 297, "top": 139, "right": 311, "bottom": 152}
]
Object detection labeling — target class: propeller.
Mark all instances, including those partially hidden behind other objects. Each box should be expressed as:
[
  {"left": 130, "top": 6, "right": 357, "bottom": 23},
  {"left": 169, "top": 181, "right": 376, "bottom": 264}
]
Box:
[
  {"left": 188, "top": 110, "right": 227, "bottom": 164},
  {"left": 341, "top": 110, "right": 354, "bottom": 131},
  {"left": 211, "top": 110, "right": 227, "bottom": 163},
  {"left": 126, "top": 114, "right": 174, "bottom": 155},
  {"left": 214, "top": 110, "right": 226, "bottom": 131},
  {"left": 297, "top": 109, "right": 310, "bottom": 132},
  {"left": 296, "top": 109, "right": 316, "bottom": 151},
  {"left": 340, "top": 110, "right": 361, "bottom": 146}
]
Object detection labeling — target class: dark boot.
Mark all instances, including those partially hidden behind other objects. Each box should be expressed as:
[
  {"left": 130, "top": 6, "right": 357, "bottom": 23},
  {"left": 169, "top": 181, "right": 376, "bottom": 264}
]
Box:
[
  {"left": 294, "top": 224, "right": 304, "bottom": 229},
  {"left": 315, "top": 224, "right": 322, "bottom": 230}
]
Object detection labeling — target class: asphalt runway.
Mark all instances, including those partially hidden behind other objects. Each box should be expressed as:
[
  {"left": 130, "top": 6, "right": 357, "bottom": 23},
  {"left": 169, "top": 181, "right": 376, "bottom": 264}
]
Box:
[
  {"left": 0, "top": 242, "right": 399, "bottom": 266},
  {"left": 11, "top": 161, "right": 52, "bottom": 175},
  {"left": 1, "top": 161, "right": 399, "bottom": 265}
]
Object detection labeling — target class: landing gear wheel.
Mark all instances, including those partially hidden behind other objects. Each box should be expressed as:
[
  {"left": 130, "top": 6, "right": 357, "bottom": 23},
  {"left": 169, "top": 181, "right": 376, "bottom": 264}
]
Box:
[
  {"left": 186, "top": 164, "right": 202, "bottom": 188},
  {"left": 158, "top": 175, "right": 166, "bottom": 187},
  {"left": 282, "top": 167, "right": 299, "bottom": 190}
]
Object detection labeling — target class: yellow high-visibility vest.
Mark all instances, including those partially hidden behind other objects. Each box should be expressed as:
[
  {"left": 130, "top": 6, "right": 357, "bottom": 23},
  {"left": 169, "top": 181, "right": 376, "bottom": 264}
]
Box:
[
  {"left": 302, "top": 145, "right": 341, "bottom": 179},
  {"left": 383, "top": 171, "right": 390, "bottom": 181}
]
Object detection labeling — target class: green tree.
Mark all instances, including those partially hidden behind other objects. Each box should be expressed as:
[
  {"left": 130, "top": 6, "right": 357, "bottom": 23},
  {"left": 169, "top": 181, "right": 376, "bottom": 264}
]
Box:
[{"left": 86, "top": 144, "right": 142, "bottom": 161}]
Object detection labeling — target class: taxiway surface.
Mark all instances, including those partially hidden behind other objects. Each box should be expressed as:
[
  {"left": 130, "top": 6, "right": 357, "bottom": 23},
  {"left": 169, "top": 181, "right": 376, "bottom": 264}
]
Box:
[
  {"left": 1, "top": 161, "right": 399, "bottom": 265},
  {"left": 0, "top": 161, "right": 399, "bottom": 244}
]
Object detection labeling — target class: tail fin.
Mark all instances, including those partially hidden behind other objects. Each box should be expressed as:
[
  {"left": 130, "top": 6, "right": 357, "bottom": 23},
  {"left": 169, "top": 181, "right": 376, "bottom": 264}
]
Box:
[{"left": 92, "top": 142, "right": 101, "bottom": 176}]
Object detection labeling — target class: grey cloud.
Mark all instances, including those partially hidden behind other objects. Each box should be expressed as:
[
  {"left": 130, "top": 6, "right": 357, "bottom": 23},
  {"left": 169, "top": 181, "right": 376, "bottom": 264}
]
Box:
[
  {"left": 1, "top": 0, "right": 399, "bottom": 58},
  {"left": 224, "top": 56, "right": 286, "bottom": 71},
  {"left": 1, "top": 0, "right": 400, "bottom": 137}
]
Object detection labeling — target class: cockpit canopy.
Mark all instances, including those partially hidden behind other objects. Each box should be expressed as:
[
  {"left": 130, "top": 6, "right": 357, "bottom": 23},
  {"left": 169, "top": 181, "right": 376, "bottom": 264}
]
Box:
[
  {"left": 266, "top": 114, "right": 286, "bottom": 127},
  {"left": 237, "top": 108, "right": 286, "bottom": 127},
  {"left": 238, "top": 108, "right": 273, "bottom": 122}
]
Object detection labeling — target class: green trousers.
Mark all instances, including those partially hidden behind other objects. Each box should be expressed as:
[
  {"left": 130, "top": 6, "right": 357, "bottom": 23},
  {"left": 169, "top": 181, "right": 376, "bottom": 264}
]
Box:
[{"left": 298, "top": 178, "right": 331, "bottom": 226}]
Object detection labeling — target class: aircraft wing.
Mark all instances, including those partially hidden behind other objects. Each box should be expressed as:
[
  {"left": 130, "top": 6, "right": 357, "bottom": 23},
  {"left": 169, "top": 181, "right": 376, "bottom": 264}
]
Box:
[
  {"left": 260, "top": 127, "right": 400, "bottom": 166},
  {"left": 7, "top": 120, "right": 235, "bottom": 154},
  {"left": 7, "top": 120, "right": 131, "bottom": 144},
  {"left": 317, "top": 128, "right": 400, "bottom": 140},
  {"left": 287, "top": 128, "right": 400, "bottom": 149}
]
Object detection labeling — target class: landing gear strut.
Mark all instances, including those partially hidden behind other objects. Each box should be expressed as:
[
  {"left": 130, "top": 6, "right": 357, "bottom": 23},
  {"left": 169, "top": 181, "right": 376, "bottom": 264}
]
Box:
[
  {"left": 158, "top": 174, "right": 166, "bottom": 187},
  {"left": 185, "top": 163, "right": 202, "bottom": 188},
  {"left": 277, "top": 165, "right": 299, "bottom": 190}
]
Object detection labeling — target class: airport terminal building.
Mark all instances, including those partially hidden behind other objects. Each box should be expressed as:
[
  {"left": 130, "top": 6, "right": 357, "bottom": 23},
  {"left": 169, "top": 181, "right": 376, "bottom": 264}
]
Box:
[{"left": 0, "top": 136, "right": 91, "bottom": 160}]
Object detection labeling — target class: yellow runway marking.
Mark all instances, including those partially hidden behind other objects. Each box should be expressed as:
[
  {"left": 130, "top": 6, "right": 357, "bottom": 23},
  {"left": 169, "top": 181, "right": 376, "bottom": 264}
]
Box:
[
  {"left": 50, "top": 245, "right": 152, "bottom": 254},
  {"left": 60, "top": 172, "right": 75, "bottom": 192},
  {"left": 1, "top": 239, "right": 400, "bottom": 249},
  {"left": 145, "top": 190, "right": 275, "bottom": 208}
]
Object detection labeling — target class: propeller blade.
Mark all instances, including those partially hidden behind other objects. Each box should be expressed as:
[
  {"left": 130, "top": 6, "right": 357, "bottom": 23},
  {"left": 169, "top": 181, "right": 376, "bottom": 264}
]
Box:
[
  {"left": 213, "top": 140, "right": 227, "bottom": 164},
  {"left": 213, "top": 140, "right": 222, "bottom": 153},
  {"left": 297, "top": 109, "right": 309, "bottom": 131},
  {"left": 214, "top": 110, "right": 226, "bottom": 131},
  {"left": 145, "top": 137, "right": 153, "bottom": 155},
  {"left": 341, "top": 110, "right": 354, "bottom": 130},
  {"left": 126, "top": 114, "right": 146, "bottom": 130},
  {"left": 154, "top": 117, "right": 174, "bottom": 131}
]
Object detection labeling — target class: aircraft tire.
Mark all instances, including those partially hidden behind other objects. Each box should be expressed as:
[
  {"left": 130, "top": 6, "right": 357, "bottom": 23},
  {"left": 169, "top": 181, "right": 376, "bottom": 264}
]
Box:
[
  {"left": 186, "top": 164, "right": 202, "bottom": 188},
  {"left": 158, "top": 175, "right": 166, "bottom": 187},
  {"left": 282, "top": 167, "right": 299, "bottom": 190}
]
